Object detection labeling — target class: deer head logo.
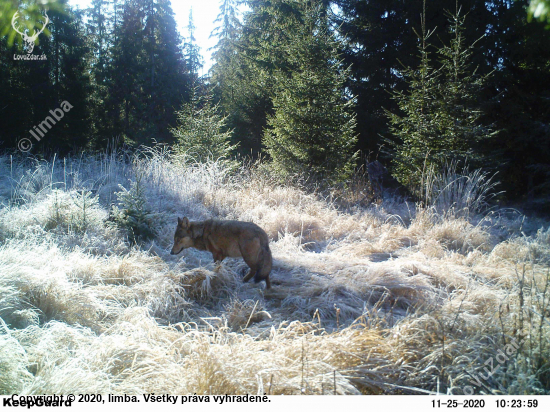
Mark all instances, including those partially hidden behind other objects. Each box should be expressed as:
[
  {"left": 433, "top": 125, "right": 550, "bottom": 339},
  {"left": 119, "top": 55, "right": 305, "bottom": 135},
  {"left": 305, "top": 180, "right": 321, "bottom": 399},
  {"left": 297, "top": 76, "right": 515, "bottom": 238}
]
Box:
[{"left": 11, "top": 10, "right": 49, "bottom": 54}]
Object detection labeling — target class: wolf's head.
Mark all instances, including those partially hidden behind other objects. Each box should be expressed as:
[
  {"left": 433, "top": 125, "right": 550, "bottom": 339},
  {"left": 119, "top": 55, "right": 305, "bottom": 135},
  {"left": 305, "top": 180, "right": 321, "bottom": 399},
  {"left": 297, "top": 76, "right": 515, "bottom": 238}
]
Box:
[{"left": 170, "top": 217, "right": 194, "bottom": 255}]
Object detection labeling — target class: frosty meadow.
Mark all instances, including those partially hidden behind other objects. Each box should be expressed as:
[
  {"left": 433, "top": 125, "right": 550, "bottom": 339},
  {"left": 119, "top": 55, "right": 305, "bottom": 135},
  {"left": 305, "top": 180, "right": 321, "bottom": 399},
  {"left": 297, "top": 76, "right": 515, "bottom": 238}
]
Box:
[{"left": 0, "top": 149, "right": 549, "bottom": 395}]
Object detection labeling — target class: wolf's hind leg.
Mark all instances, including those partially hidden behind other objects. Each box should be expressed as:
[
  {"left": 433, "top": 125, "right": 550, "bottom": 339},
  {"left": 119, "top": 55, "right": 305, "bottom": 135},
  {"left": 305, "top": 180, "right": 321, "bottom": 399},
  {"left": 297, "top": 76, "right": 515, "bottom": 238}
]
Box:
[{"left": 242, "top": 265, "right": 257, "bottom": 283}]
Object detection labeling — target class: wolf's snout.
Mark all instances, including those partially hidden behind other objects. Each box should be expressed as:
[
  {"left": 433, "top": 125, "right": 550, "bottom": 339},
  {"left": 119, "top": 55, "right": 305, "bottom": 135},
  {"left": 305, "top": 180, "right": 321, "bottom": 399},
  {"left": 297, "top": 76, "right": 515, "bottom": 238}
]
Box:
[{"left": 170, "top": 246, "right": 182, "bottom": 255}]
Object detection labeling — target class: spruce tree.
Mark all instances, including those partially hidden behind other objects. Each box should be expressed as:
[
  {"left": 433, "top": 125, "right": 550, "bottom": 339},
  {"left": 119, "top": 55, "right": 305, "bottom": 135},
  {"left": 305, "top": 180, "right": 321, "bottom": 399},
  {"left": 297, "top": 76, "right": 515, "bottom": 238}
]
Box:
[
  {"left": 86, "top": 0, "right": 113, "bottom": 148},
  {"left": 105, "top": 0, "right": 188, "bottom": 147},
  {"left": 50, "top": 4, "right": 92, "bottom": 152},
  {"left": 436, "top": 6, "right": 494, "bottom": 166},
  {"left": 333, "top": 0, "right": 492, "bottom": 156},
  {"left": 9, "top": 0, "right": 93, "bottom": 154},
  {"left": 210, "top": 0, "right": 241, "bottom": 100},
  {"left": 86, "top": 0, "right": 112, "bottom": 84},
  {"left": 210, "top": 0, "right": 300, "bottom": 156},
  {"left": 385, "top": 6, "right": 441, "bottom": 190},
  {"left": 184, "top": 8, "right": 203, "bottom": 79},
  {"left": 263, "top": 1, "right": 358, "bottom": 184},
  {"left": 171, "top": 86, "right": 238, "bottom": 164},
  {"left": 211, "top": 0, "right": 241, "bottom": 46},
  {"left": 386, "top": 3, "right": 492, "bottom": 192}
]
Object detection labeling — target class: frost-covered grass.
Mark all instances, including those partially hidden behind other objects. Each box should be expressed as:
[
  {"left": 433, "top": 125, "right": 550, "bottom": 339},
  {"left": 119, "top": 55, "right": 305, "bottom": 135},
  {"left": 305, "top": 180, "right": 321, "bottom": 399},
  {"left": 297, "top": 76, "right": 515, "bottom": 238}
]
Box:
[{"left": 0, "top": 149, "right": 549, "bottom": 395}]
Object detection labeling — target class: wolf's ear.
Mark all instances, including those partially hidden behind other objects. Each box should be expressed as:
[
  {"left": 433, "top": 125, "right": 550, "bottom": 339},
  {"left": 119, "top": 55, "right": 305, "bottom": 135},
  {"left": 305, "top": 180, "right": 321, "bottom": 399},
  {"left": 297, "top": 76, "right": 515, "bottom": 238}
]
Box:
[{"left": 180, "top": 217, "right": 189, "bottom": 228}]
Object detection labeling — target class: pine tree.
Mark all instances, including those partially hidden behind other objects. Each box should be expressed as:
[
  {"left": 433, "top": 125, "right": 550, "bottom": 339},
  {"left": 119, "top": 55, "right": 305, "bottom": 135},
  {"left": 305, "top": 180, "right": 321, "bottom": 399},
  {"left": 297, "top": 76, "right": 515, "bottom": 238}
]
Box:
[{"left": 263, "top": 1, "right": 358, "bottom": 184}]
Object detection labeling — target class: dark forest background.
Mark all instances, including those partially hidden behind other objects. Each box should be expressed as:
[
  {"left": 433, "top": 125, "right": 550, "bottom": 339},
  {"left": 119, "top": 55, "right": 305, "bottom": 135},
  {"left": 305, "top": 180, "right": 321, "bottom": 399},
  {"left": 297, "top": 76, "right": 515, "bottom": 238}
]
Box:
[{"left": 1, "top": 0, "right": 549, "bottom": 207}]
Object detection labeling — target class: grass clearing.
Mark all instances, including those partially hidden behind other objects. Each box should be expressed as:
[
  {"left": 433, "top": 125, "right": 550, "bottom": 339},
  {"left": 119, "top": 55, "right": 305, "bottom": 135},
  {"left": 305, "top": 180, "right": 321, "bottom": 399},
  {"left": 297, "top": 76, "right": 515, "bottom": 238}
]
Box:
[{"left": 1, "top": 150, "right": 549, "bottom": 395}]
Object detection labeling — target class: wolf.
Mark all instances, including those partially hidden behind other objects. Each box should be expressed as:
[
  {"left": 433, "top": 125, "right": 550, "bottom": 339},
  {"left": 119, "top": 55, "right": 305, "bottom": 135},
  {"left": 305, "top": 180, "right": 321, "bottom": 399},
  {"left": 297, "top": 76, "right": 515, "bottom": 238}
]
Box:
[{"left": 170, "top": 217, "right": 273, "bottom": 289}]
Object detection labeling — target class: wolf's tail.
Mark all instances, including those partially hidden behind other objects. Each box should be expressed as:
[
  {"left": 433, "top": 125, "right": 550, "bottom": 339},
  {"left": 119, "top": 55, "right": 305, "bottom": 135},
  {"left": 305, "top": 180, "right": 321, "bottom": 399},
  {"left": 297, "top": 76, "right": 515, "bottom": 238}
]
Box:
[{"left": 254, "top": 243, "right": 272, "bottom": 284}]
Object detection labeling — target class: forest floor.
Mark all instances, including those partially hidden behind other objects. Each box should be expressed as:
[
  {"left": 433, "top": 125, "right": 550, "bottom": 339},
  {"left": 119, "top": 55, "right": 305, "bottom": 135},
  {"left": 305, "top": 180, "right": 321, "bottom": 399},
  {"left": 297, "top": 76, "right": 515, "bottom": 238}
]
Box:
[{"left": 1, "top": 150, "right": 549, "bottom": 395}]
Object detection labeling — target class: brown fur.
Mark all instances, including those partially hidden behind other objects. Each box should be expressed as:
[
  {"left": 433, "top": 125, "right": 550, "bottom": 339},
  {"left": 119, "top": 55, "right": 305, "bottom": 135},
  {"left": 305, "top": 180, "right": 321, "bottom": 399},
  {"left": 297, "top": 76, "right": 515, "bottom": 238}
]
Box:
[{"left": 170, "top": 217, "right": 272, "bottom": 289}]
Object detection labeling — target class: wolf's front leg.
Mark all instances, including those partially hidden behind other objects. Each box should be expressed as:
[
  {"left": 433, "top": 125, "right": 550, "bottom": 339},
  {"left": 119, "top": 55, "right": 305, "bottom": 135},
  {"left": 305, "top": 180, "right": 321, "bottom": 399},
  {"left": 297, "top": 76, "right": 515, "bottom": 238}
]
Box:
[{"left": 212, "top": 253, "right": 225, "bottom": 272}]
